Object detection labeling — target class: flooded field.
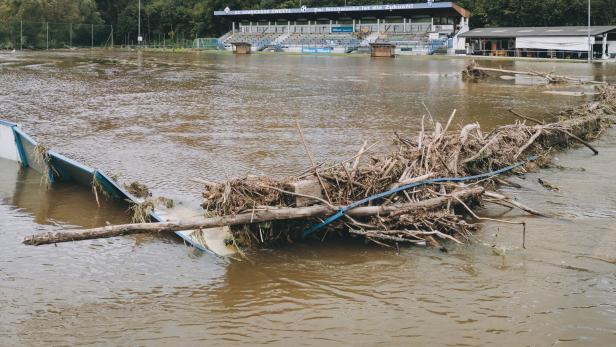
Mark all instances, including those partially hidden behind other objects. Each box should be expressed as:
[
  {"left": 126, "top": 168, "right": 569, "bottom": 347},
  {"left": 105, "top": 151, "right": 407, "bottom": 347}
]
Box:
[{"left": 1, "top": 50, "right": 616, "bottom": 345}]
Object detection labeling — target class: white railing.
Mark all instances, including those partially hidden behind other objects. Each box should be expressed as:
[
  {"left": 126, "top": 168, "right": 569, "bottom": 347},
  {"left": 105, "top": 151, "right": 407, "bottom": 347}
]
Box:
[{"left": 432, "top": 25, "right": 455, "bottom": 33}]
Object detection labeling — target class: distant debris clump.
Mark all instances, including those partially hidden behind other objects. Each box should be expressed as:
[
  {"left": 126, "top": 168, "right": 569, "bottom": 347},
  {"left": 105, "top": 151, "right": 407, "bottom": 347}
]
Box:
[{"left": 124, "top": 181, "right": 151, "bottom": 198}]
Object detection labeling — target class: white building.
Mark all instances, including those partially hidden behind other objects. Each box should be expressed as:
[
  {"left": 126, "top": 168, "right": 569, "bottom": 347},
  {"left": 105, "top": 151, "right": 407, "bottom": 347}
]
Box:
[{"left": 460, "top": 26, "right": 616, "bottom": 60}]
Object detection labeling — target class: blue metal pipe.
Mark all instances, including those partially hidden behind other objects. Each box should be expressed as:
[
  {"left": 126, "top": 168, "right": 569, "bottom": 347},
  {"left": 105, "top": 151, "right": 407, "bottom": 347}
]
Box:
[{"left": 302, "top": 156, "right": 538, "bottom": 238}]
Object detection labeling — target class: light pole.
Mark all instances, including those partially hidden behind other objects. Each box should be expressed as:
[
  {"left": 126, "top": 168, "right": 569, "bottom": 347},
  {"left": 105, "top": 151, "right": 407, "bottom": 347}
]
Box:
[
  {"left": 138, "top": 0, "right": 142, "bottom": 46},
  {"left": 588, "top": 0, "right": 591, "bottom": 63}
]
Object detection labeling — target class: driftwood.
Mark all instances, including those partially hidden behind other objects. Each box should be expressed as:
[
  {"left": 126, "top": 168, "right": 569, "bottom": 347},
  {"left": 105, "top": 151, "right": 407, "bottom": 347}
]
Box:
[
  {"left": 508, "top": 108, "right": 599, "bottom": 155},
  {"left": 463, "top": 62, "right": 608, "bottom": 85},
  {"left": 23, "top": 188, "right": 484, "bottom": 246},
  {"left": 484, "top": 191, "right": 548, "bottom": 217}
]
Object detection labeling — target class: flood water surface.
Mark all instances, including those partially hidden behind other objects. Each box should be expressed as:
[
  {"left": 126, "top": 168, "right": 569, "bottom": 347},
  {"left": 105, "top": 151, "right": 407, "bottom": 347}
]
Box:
[{"left": 1, "top": 51, "right": 616, "bottom": 346}]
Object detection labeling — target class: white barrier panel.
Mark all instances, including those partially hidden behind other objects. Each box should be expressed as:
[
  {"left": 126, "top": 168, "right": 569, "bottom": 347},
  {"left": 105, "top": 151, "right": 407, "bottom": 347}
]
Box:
[
  {"left": 0, "top": 124, "right": 20, "bottom": 162},
  {"left": 516, "top": 36, "right": 594, "bottom": 52},
  {"left": 0, "top": 157, "right": 19, "bottom": 200}
]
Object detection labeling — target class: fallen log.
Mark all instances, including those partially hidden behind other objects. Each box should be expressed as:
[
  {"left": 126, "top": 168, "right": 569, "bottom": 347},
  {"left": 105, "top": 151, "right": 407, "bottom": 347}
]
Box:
[{"left": 23, "top": 188, "right": 484, "bottom": 246}]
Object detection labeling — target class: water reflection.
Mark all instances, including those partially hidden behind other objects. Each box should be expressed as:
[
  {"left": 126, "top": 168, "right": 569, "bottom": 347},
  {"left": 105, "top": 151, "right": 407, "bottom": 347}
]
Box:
[{"left": 0, "top": 158, "right": 130, "bottom": 227}]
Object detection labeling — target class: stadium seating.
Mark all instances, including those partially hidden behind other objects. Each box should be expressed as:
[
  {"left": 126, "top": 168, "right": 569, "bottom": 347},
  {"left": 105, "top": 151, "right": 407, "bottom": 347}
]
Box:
[
  {"left": 218, "top": 27, "right": 446, "bottom": 53},
  {"left": 220, "top": 30, "right": 362, "bottom": 50},
  {"left": 282, "top": 33, "right": 360, "bottom": 47},
  {"left": 222, "top": 32, "right": 282, "bottom": 49},
  {"left": 376, "top": 31, "right": 449, "bottom": 54},
  {"left": 379, "top": 33, "right": 429, "bottom": 44}
]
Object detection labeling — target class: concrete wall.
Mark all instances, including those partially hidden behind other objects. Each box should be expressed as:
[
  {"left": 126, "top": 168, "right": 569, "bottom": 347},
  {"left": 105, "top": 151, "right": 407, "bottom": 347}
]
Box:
[{"left": 608, "top": 41, "right": 616, "bottom": 54}]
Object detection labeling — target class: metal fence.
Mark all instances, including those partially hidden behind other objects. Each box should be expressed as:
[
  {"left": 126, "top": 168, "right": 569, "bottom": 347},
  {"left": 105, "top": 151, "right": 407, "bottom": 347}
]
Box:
[
  {"left": 125, "top": 39, "right": 195, "bottom": 49},
  {"left": 0, "top": 21, "right": 113, "bottom": 50},
  {"left": 193, "top": 38, "right": 224, "bottom": 50}
]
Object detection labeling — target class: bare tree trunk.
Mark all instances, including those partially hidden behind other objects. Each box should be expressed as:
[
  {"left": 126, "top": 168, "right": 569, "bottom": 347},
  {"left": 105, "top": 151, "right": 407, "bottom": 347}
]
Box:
[{"left": 23, "top": 188, "right": 484, "bottom": 246}]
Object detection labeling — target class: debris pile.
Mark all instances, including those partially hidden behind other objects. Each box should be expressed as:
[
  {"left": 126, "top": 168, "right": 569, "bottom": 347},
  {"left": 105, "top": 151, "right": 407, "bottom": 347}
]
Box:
[
  {"left": 199, "top": 84, "right": 615, "bottom": 248},
  {"left": 22, "top": 65, "right": 616, "bottom": 251}
]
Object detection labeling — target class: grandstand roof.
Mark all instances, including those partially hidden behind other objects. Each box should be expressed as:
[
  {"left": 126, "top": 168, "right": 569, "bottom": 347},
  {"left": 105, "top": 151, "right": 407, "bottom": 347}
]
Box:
[
  {"left": 214, "top": 2, "right": 470, "bottom": 21},
  {"left": 460, "top": 26, "right": 616, "bottom": 38}
]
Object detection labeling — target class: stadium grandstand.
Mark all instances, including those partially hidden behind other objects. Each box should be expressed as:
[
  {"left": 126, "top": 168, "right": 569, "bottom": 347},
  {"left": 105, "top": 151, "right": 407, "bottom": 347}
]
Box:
[{"left": 213, "top": 1, "right": 470, "bottom": 55}]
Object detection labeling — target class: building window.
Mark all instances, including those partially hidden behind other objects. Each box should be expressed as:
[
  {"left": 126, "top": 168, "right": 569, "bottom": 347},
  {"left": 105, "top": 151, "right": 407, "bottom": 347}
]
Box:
[{"left": 433, "top": 17, "right": 455, "bottom": 25}]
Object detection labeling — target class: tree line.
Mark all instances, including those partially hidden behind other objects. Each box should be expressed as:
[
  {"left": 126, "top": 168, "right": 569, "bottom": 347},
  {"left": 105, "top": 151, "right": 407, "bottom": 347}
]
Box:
[{"left": 1, "top": 0, "right": 615, "bottom": 42}]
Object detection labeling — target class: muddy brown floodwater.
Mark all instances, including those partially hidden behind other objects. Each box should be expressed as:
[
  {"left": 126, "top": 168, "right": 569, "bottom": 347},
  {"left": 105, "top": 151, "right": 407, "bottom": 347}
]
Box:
[{"left": 1, "top": 50, "right": 616, "bottom": 346}]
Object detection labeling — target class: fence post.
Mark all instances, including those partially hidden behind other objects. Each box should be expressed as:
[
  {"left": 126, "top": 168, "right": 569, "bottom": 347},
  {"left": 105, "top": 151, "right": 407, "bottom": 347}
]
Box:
[
  {"left": 69, "top": 23, "right": 72, "bottom": 47},
  {"left": 20, "top": 20, "right": 22, "bottom": 50},
  {"left": 111, "top": 26, "right": 114, "bottom": 48},
  {"left": 91, "top": 23, "right": 94, "bottom": 49},
  {"left": 46, "top": 22, "right": 49, "bottom": 50}
]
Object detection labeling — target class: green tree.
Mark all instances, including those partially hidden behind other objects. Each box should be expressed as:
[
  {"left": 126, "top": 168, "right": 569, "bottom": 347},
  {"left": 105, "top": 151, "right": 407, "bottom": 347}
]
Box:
[
  {"left": 6, "top": 0, "right": 616, "bottom": 44},
  {"left": 456, "top": 0, "right": 616, "bottom": 27},
  {"left": 0, "top": 0, "right": 102, "bottom": 23},
  {"left": 0, "top": 0, "right": 103, "bottom": 49}
]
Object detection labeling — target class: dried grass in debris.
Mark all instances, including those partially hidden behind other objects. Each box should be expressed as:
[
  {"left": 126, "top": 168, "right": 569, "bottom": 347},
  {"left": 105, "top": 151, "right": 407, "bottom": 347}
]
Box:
[
  {"left": 124, "top": 181, "right": 151, "bottom": 198},
  {"left": 199, "top": 83, "right": 616, "bottom": 249},
  {"left": 33, "top": 143, "right": 53, "bottom": 190}
]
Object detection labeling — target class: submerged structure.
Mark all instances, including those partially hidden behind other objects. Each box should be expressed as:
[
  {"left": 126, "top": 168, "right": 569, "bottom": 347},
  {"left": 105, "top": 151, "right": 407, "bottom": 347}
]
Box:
[
  {"left": 370, "top": 42, "right": 396, "bottom": 57},
  {"left": 231, "top": 42, "right": 252, "bottom": 54},
  {"left": 213, "top": 2, "right": 470, "bottom": 55},
  {"left": 0, "top": 120, "right": 235, "bottom": 256}
]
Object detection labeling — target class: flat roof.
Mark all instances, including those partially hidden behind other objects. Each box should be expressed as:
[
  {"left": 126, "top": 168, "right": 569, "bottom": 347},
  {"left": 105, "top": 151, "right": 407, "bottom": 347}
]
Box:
[
  {"left": 460, "top": 26, "right": 616, "bottom": 38},
  {"left": 214, "top": 2, "right": 470, "bottom": 20}
]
